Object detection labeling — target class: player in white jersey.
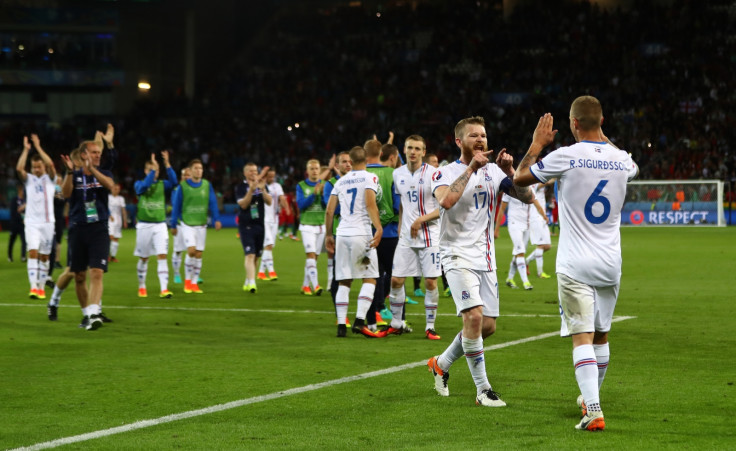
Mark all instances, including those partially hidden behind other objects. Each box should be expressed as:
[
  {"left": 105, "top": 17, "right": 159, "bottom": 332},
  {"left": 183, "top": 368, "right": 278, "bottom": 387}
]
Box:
[
  {"left": 426, "top": 116, "right": 534, "bottom": 408},
  {"left": 387, "top": 134, "right": 442, "bottom": 340},
  {"left": 514, "top": 97, "right": 638, "bottom": 431},
  {"left": 16, "top": 134, "right": 57, "bottom": 300},
  {"left": 107, "top": 183, "right": 127, "bottom": 262},
  {"left": 526, "top": 181, "right": 553, "bottom": 278},
  {"left": 325, "top": 146, "right": 384, "bottom": 338},
  {"left": 494, "top": 193, "right": 536, "bottom": 290},
  {"left": 257, "top": 170, "right": 289, "bottom": 281}
]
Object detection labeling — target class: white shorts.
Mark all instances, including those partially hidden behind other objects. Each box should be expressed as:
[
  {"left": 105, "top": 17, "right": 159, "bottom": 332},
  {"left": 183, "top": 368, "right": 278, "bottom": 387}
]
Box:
[
  {"left": 445, "top": 268, "right": 499, "bottom": 317},
  {"left": 507, "top": 221, "right": 530, "bottom": 255},
  {"left": 335, "top": 235, "right": 379, "bottom": 281},
  {"left": 25, "top": 223, "right": 55, "bottom": 254},
  {"left": 108, "top": 218, "right": 123, "bottom": 239},
  {"left": 173, "top": 227, "right": 187, "bottom": 253},
  {"left": 529, "top": 215, "right": 551, "bottom": 246},
  {"left": 557, "top": 272, "right": 618, "bottom": 336},
  {"left": 299, "top": 224, "right": 325, "bottom": 255},
  {"left": 178, "top": 223, "right": 207, "bottom": 252},
  {"left": 392, "top": 242, "right": 441, "bottom": 278},
  {"left": 134, "top": 222, "right": 169, "bottom": 257},
  {"left": 263, "top": 221, "right": 278, "bottom": 248}
]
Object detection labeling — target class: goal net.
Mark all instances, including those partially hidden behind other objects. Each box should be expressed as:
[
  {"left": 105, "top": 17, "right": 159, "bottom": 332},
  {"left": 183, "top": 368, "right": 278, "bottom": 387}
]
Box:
[{"left": 622, "top": 180, "right": 725, "bottom": 226}]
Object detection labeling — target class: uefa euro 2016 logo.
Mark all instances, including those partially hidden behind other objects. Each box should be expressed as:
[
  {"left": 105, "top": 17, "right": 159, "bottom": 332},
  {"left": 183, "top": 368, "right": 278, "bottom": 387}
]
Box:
[{"left": 432, "top": 171, "right": 442, "bottom": 181}]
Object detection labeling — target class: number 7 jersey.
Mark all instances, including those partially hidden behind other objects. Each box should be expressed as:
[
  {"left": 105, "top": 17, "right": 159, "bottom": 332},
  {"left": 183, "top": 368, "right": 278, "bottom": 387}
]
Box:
[
  {"left": 393, "top": 163, "right": 440, "bottom": 248},
  {"left": 330, "top": 169, "right": 379, "bottom": 236},
  {"left": 530, "top": 141, "right": 638, "bottom": 286},
  {"left": 431, "top": 160, "right": 511, "bottom": 272}
]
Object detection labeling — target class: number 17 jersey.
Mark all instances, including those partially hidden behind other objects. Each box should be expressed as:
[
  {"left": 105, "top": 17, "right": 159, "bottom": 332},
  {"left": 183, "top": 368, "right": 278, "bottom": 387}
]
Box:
[
  {"left": 530, "top": 141, "right": 638, "bottom": 286},
  {"left": 331, "top": 170, "right": 379, "bottom": 237}
]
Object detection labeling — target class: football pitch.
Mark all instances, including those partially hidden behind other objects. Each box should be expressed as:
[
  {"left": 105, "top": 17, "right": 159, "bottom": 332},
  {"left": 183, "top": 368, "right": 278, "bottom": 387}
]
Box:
[{"left": 1, "top": 227, "right": 734, "bottom": 450}]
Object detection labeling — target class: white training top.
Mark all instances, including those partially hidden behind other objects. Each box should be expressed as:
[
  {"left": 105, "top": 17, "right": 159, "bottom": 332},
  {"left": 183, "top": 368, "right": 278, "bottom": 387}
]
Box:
[
  {"left": 393, "top": 163, "right": 440, "bottom": 248},
  {"left": 431, "top": 160, "right": 512, "bottom": 271},
  {"left": 108, "top": 194, "right": 126, "bottom": 225},
  {"left": 264, "top": 181, "right": 284, "bottom": 224},
  {"left": 530, "top": 140, "right": 638, "bottom": 286},
  {"left": 24, "top": 173, "right": 55, "bottom": 224},
  {"left": 331, "top": 169, "right": 379, "bottom": 237}
]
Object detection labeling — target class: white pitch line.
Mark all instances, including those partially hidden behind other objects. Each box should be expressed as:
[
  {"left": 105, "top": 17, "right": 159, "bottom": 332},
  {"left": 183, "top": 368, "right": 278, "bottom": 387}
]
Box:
[
  {"left": 10, "top": 316, "right": 635, "bottom": 451},
  {"left": 0, "top": 303, "right": 560, "bottom": 318}
]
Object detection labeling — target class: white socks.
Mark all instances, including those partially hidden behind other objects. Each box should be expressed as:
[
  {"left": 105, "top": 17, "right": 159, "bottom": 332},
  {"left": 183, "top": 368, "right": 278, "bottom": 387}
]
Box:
[
  {"left": 137, "top": 259, "right": 148, "bottom": 289},
  {"left": 593, "top": 343, "right": 610, "bottom": 390},
  {"left": 438, "top": 332, "right": 464, "bottom": 371},
  {"left": 327, "top": 258, "right": 334, "bottom": 288},
  {"left": 157, "top": 259, "right": 169, "bottom": 292},
  {"left": 335, "top": 285, "right": 350, "bottom": 324},
  {"left": 463, "top": 336, "right": 491, "bottom": 394},
  {"left": 573, "top": 344, "right": 600, "bottom": 409},
  {"left": 355, "top": 283, "right": 376, "bottom": 320},
  {"left": 110, "top": 240, "right": 119, "bottom": 258},
  {"left": 516, "top": 256, "right": 530, "bottom": 284},
  {"left": 388, "top": 285, "right": 405, "bottom": 329},
  {"left": 306, "top": 258, "right": 319, "bottom": 288},
  {"left": 425, "top": 288, "right": 439, "bottom": 330},
  {"left": 27, "top": 257, "right": 39, "bottom": 290}
]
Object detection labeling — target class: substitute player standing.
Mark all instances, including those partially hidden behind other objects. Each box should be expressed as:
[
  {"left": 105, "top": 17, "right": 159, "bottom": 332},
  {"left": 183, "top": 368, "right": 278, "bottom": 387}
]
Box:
[
  {"left": 426, "top": 116, "right": 533, "bottom": 407},
  {"left": 134, "top": 151, "right": 178, "bottom": 298},
  {"left": 325, "top": 146, "right": 383, "bottom": 338},
  {"left": 171, "top": 168, "right": 190, "bottom": 285},
  {"left": 296, "top": 159, "right": 326, "bottom": 295},
  {"left": 514, "top": 97, "right": 638, "bottom": 431},
  {"left": 388, "top": 134, "right": 442, "bottom": 339},
  {"left": 16, "top": 134, "right": 56, "bottom": 299}
]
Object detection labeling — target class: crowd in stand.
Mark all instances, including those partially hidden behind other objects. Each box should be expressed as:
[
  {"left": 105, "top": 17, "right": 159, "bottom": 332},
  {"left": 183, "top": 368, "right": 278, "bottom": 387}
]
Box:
[{"left": 1, "top": 0, "right": 735, "bottom": 207}]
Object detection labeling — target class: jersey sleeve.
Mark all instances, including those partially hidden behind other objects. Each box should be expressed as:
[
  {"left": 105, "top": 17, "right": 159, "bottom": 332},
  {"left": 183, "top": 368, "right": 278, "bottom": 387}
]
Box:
[
  {"left": 529, "top": 148, "right": 570, "bottom": 183},
  {"left": 624, "top": 152, "right": 639, "bottom": 182},
  {"left": 367, "top": 174, "right": 379, "bottom": 193},
  {"left": 430, "top": 165, "right": 451, "bottom": 195}
]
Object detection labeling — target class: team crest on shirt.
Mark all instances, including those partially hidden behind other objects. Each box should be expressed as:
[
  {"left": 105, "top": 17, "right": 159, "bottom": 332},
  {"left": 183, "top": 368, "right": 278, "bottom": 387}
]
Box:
[
  {"left": 536, "top": 160, "right": 545, "bottom": 170},
  {"left": 432, "top": 171, "right": 442, "bottom": 181},
  {"left": 418, "top": 178, "right": 424, "bottom": 184},
  {"left": 485, "top": 173, "right": 492, "bottom": 182},
  {"left": 400, "top": 179, "right": 405, "bottom": 185},
  {"left": 461, "top": 290, "right": 470, "bottom": 300}
]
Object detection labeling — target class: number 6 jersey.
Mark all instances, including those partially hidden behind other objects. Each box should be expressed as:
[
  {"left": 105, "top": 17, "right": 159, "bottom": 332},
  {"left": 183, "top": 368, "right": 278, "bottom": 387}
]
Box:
[{"left": 530, "top": 140, "right": 638, "bottom": 286}]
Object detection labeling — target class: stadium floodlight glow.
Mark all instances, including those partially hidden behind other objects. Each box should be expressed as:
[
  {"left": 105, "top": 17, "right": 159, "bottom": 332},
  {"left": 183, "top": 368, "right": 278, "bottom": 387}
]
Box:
[
  {"left": 287, "top": 126, "right": 293, "bottom": 131},
  {"left": 294, "top": 122, "right": 300, "bottom": 128},
  {"left": 18, "top": 44, "right": 25, "bottom": 51},
  {"left": 376, "top": 12, "right": 381, "bottom": 17},
  {"left": 648, "top": 142, "right": 652, "bottom": 147},
  {"left": 48, "top": 48, "right": 54, "bottom": 54},
  {"left": 138, "top": 82, "right": 151, "bottom": 90}
]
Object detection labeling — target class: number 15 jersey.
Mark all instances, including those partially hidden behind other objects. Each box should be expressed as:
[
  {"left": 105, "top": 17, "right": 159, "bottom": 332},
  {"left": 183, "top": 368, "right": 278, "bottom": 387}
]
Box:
[
  {"left": 431, "top": 160, "right": 512, "bottom": 272},
  {"left": 331, "top": 170, "right": 379, "bottom": 237},
  {"left": 393, "top": 163, "right": 439, "bottom": 248},
  {"left": 530, "top": 141, "right": 638, "bottom": 286}
]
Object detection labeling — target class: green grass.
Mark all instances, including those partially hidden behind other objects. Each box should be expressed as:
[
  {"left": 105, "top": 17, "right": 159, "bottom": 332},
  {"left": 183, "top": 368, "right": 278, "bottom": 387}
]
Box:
[{"left": 1, "top": 227, "right": 735, "bottom": 450}]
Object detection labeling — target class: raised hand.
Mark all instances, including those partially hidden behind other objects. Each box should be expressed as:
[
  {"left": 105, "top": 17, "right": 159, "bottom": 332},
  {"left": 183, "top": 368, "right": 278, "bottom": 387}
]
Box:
[
  {"left": 60, "top": 155, "right": 75, "bottom": 171},
  {"left": 23, "top": 136, "right": 31, "bottom": 152},
  {"left": 495, "top": 148, "right": 513, "bottom": 172},
  {"left": 161, "top": 150, "right": 170, "bottom": 166},
  {"left": 532, "top": 113, "right": 557, "bottom": 148},
  {"left": 30, "top": 133, "right": 42, "bottom": 150},
  {"left": 103, "top": 123, "right": 114, "bottom": 145},
  {"left": 469, "top": 150, "right": 492, "bottom": 171}
]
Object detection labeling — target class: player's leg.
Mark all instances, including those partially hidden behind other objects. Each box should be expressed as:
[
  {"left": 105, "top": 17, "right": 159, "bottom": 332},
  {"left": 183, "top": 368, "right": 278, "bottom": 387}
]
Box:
[
  {"left": 151, "top": 223, "right": 171, "bottom": 298},
  {"left": 25, "top": 225, "right": 41, "bottom": 297},
  {"left": 558, "top": 273, "right": 605, "bottom": 430},
  {"left": 189, "top": 227, "right": 206, "bottom": 293},
  {"left": 421, "top": 246, "right": 442, "bottom": 339}
]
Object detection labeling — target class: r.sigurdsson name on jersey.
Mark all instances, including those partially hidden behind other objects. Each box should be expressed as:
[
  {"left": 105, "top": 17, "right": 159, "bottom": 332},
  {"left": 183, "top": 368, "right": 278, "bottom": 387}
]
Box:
[{"left": 570, "top": 159, "right": 627, "bottom": 171}]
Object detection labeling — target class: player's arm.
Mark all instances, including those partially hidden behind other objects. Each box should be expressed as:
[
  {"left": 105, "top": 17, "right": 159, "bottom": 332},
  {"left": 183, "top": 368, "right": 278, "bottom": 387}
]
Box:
[
  {"left": 320, "top": 155, "right": 335, "bottom": 180},
  {"left": 31, "top": 134, "right": 56, "bottom": 180},
  {"left": 87, "top": 162, "right": 115, "bottom": 192},
  {"left": 411, "top": 208, "right": 439, "bottom": 239},
  {"left": 365, "top": 189, "right": 382, "bottom": 248},
  {"left": 324, "top": 195, "right": 339, "bottom": 254},
  {"left": 279, "top": 193, "right": 290, "bottom": 215},
  {"left": 170, "top": 185, "right": 183, "bottom": 231},
  {"left": 135, "top": 170, "right": 157, "bottom": 195},
  {"left": 208, "top": 184, "right": 222, "bottom": 230},
  {"left": 533, "top": 198, "right": 546, "bottom": 219},
  {"left": 122, "top": 200, "right": 129, "bottom": 228},
  {"left": 514, "top": 113, "right": 557, "bottom": 187},
  {"left": 258, "top": 167, "right": 272, "bottom": 206},
  {"left": 16, "top": 136, "right": 31, "bottom": 181},
  {"left": 295, "top": 183, "right": 312, "bottom": 212},
  {"left": 494, "top": 201, "right": 508, "bottom": 238},
  {"left": 60, "top": 155, "right": 74, "bottom": 198}
]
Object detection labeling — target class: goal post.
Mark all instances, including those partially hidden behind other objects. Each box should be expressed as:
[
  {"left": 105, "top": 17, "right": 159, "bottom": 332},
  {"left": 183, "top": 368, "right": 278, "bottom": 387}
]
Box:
[{"left": 622, "top": 180, "right": 726, "bottom": 226}]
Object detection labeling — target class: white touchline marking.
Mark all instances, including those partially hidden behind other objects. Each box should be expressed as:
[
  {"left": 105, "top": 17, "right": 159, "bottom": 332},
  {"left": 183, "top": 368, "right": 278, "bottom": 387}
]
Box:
[
  {"left": 10, "top": 316, "right": 635, "bottom": 450},
  {"left": 0, "top": 303, "right": 561, "bottom": 318}
]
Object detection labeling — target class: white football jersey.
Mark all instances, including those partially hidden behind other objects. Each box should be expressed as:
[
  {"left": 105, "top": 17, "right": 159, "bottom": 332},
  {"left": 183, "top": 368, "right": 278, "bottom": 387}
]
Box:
[
  {"left": 24, "top": 173, "right": 55, "bottom": 224},
  {"left": 264, "top": 181, "right": 284, "bottom": 223},
  {"left": 331, "top": 169, "right": 379, "bottom": 236},
  {"left": 108, "top": 194, "right": 126, "bottom": 224},
  {"left": 393, "top": 163, "right": 440, "bottom": 248},
  {"left": 530, "top": 140, "right": 638, "bottom": 286},
  {"left": 431, "top": 160, "right": 512, "bottom": 271},
  {"left": 501, "top": 192, "right": 532, "bottom": 229}
]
